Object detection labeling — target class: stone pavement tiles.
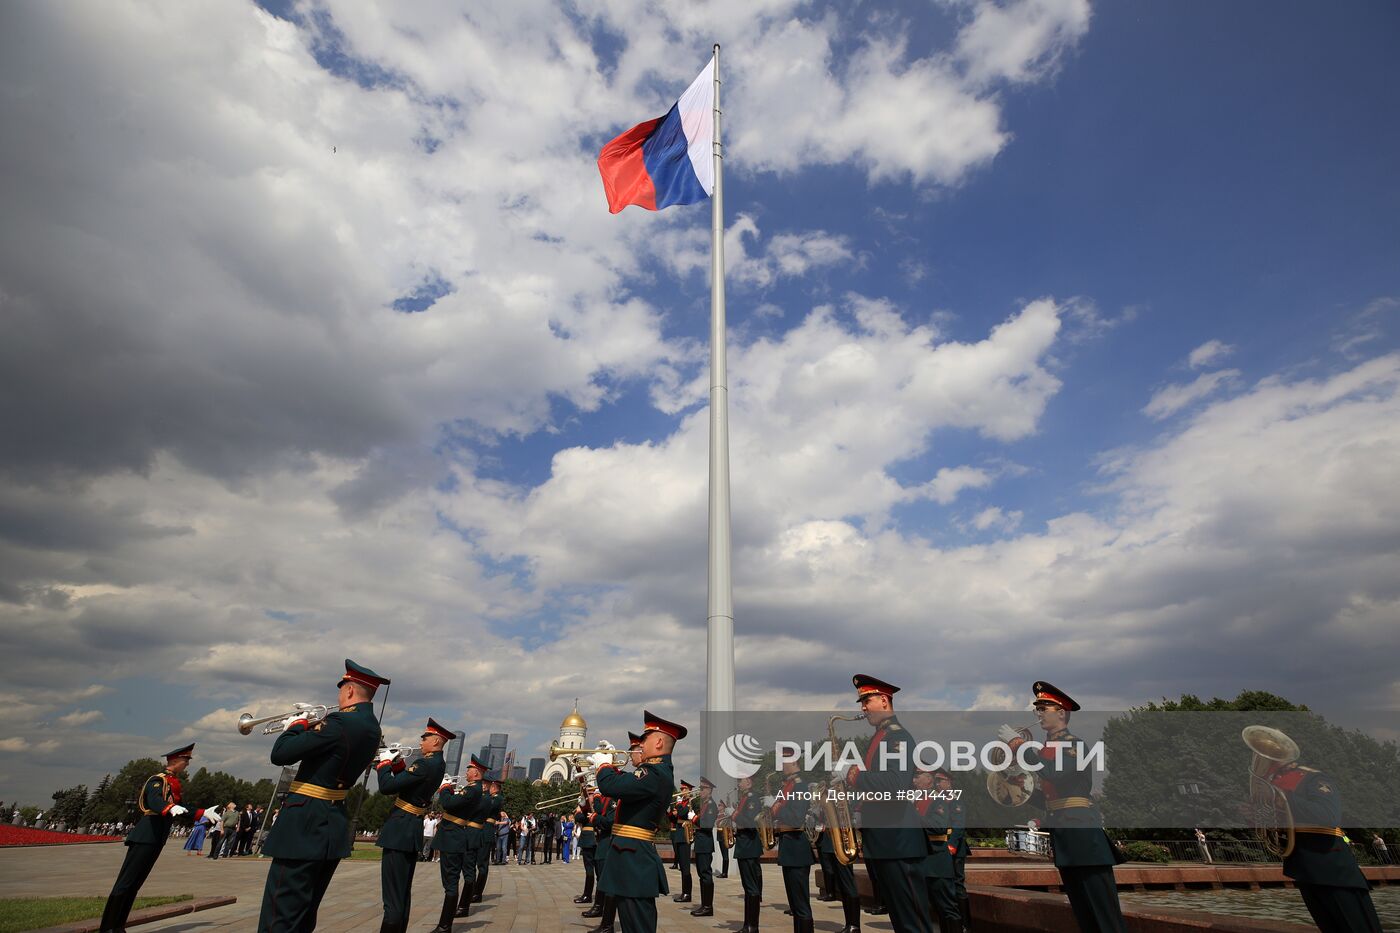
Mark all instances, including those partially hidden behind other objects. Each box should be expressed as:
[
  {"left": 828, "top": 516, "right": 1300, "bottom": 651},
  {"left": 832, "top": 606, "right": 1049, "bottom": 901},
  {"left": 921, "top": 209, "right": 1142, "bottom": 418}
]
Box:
[{"left": 0, "top": 841, "right": 898, "bottom": 932}]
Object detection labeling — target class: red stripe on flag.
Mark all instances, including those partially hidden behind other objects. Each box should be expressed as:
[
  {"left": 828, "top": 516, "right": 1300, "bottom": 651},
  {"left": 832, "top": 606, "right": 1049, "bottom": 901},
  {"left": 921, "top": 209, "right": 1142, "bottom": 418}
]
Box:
[{"left": 597, "top": 117, "right": 661, "bottom": 214}]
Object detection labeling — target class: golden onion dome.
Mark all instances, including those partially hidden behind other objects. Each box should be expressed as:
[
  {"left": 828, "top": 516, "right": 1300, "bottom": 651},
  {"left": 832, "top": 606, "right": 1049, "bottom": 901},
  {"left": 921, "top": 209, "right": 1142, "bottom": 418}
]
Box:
[{"left": 561, "top": 703, "right": 587, "bottom": 731}]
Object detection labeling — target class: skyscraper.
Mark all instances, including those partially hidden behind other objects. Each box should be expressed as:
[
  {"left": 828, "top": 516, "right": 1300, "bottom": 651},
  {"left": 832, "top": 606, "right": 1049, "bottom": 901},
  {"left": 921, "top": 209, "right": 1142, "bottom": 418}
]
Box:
[
  {"left": 444, "top": 731, "right": 464, "bottom": 776},
  {"left": 527, "top": 757, "right": 545, "bottom": 781}
]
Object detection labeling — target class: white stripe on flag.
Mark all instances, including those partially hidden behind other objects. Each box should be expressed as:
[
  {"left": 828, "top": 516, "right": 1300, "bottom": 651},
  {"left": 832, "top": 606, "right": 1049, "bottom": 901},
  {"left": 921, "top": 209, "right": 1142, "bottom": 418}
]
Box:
[{"left": 677, "top": 56, "right": 716, "bottom": 196}]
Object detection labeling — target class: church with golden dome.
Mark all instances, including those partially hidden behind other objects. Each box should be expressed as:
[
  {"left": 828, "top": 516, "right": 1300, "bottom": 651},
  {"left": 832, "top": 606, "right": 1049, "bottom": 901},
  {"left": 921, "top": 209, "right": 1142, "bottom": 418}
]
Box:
[{"left": 538, "top": 701, "right": 590, "bottom": 785}]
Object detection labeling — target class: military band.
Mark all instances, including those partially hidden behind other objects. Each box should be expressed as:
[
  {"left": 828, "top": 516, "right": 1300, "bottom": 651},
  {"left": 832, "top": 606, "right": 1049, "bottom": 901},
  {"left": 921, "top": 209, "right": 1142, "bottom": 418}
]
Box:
[
  {"left": 101, "top": 659, "right": 1372, "bottom": 933},
  {"left": 99, "top": 742, "right": 194, "bottom": 933}
]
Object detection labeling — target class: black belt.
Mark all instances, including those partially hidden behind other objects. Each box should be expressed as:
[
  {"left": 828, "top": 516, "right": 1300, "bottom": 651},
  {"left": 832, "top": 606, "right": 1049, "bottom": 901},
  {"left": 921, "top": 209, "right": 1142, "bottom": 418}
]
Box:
[{"left": 697, "top": 827, "right": 714, "bottom": 835}]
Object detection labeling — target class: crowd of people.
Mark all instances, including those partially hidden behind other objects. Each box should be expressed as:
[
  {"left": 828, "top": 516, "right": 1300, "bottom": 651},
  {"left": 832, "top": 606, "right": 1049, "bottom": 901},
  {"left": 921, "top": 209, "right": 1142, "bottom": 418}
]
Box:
[
  {"left": 177, "top": 801, "right": 266, "bottom": 858},
  {"left": 413, "top": 808, "right": 582, "bottom": 865}
]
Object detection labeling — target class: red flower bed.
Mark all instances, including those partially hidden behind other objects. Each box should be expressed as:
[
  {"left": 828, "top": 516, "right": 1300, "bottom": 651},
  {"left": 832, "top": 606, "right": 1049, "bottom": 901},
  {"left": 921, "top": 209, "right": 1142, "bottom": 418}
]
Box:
[{"left": 0, "top": 824, "right": 122, "bottom": 846}]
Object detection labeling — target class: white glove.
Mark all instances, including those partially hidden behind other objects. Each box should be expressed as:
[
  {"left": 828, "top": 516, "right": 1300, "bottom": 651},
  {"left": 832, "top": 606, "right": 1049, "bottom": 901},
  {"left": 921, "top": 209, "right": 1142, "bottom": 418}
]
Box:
[
  {"left": 761, "top": 795, "right": 775, "bottom": 807},
  {"left": 687, "top": 810, "right": 697, "bottom": 821},
  {"left": 997, "top": 724, "right": 1020, "bottom": 744},
  {"left": 169, "top": 805, "right": 188, "bottom": 817},
  {"left": 588, "top": 751, "right": 613, "bottom": 770},
  {"left": 378, "top": 750, "right": 399, "bottom": 764}
]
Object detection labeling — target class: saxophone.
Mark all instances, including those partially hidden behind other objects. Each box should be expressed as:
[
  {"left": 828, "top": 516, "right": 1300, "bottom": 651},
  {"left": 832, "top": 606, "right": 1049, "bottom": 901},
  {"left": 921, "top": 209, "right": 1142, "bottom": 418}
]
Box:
[
  {"left": 756, "top": 773, "right": 777, "bottom": 850},
  {"left": 822, "top": 713, "right": 864, "bottom": 865}
]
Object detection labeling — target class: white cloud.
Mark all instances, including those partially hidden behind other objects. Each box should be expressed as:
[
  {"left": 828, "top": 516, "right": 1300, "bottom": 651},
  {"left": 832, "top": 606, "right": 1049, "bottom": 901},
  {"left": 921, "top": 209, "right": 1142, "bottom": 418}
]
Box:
[
  {"left": 952, "top": 0, "right": 1093, "bottom": 87},
  {"left": 970, "top": 506, "right": 1024, "bottom": 532},
  {"left": 1143, "top": 370, "right": 1240, "bottom": 420},
  {"left": 656, "top": 214, "right": 855, "bottom": 289},
  {"left": 925, "top": 467, "right": 996, "bottom": 505},
  {"left": 1188, "top": 339, "right": 1235, "bottom": 369},
  {"left": 55, "top": 710, "right": 104, "bottom": 728}
]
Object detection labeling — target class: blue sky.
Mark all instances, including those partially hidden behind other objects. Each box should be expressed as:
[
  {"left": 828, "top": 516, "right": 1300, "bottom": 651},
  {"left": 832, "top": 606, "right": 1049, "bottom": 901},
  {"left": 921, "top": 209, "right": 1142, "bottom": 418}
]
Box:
[{"left": 1, "top": 0, "right": 1398, "bottom": 803}]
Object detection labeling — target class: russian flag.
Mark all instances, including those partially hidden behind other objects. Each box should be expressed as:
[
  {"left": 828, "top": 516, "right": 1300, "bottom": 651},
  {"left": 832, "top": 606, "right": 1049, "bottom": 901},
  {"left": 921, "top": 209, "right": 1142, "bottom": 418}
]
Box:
[{"left": 597, "top": 57, "right": 715, "bottom": 214}]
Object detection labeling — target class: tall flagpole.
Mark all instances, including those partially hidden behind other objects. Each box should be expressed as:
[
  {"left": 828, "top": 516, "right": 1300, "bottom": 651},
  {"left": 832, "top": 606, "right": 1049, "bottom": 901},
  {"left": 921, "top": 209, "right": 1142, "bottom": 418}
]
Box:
[{"left": 706, "top": 44, "right": 735, "bottom": 763}]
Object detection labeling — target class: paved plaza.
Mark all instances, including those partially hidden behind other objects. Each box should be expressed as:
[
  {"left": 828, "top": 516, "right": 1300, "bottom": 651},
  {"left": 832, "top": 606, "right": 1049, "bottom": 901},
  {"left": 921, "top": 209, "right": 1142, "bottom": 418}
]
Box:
[{"left": 0, "top": 841, "right": 882, "bottom": 932}]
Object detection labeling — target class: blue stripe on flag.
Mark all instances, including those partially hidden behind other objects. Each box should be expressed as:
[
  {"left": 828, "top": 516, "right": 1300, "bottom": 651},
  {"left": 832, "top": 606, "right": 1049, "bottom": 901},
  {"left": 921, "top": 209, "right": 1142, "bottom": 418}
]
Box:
[{"left": 640, "top": 104, "right": 707, "bottom": 211}]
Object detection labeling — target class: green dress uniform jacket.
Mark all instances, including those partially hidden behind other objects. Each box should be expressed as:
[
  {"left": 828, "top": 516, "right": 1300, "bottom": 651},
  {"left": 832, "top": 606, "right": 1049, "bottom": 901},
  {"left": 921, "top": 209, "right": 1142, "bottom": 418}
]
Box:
[
  {"left": 948, "top": 796, "right": 968, "bottom": 858},
  {"left": 1270, "top": 765, "right": 1382, "bottom": 933},
  {"left": 126, "top": 770, "right": 181, "bottom": 846},
  {"left": 262, "top": 703, "right": 381, "bottom": 860},
  {"left": 773, "top": 777, "right": 815, "bottom": 868},
  {"left": 1273, "top": 765, "right": 1369, "bottom": 888},
  {"left": 1025, "top": 729, "right": 1116, "bottom": 868},
  {"left": 376, "top": 752, "right": 445, "bottom": 852},
  {"left": 577, "top": 797, "right": 598, "bottom": 849},
  {"left": 597, "top": 756, "right": 674, "bottom": 898},
  {"left": 732, "top": 791, "right": 764, "bottom": 859},
  {"left": 849, "top": 715, "right": 926, "bottom": 859},
  {"left": 435, "top": 783, "right": 482, "bottom": 854},
  {"left": 691, "top": 797, "right": 717, "bottom": 855},
  {"left": 917, "top": 798, "right": 954, "bottom": 879}
]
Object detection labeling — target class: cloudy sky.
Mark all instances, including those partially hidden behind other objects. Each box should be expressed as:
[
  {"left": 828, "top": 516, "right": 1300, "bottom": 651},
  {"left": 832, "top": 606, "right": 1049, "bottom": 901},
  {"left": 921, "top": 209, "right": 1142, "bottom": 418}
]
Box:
[{"left": 2, "top": 0, "right": 1398, "bottom": 803}]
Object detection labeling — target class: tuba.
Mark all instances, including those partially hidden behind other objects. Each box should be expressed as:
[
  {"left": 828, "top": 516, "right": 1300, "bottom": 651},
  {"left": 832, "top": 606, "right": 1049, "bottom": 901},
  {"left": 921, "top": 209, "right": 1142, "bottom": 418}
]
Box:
[
  {"left": 985, "top": 724, "right": 1038, "bottom": 807},
  {"left": 1242, "top": 725, "right": 1298, "bottom": 858},
  {"left": 822, "top": 714, "right": 864, "bottom": 865},
  {"left": 756, "top": 773, "right": 778, "bottom": 850}
]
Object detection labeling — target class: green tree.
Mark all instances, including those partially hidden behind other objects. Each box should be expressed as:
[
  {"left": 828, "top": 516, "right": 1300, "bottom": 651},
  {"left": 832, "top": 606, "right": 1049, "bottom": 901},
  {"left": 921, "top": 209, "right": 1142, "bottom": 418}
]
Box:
[
  {"left": 49, "top": 785, "right": 88, "bottom": 826},
  {"left": 81, "top": 775, "right": 112, "bottom": 826},
  {"left": 84, "top": 758, "right": 161, "bottom": 823}
]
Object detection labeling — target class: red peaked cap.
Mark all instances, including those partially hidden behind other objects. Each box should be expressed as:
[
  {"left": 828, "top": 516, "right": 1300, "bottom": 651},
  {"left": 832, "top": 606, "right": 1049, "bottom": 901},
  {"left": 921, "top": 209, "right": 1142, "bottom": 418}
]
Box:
[
  {"left": 423, "top": 718, "right": 456, "bottom": 741},
  {"left": 627, "top": 731, "right": 644, "bottom": 748},
  {"left": 853, "top": 674, "right": 900, "bottom": 701},
  {"left": 1032, "top": 681, "right": 1080, "bottom": 712},
  {"left": 338, "top": 659, "right": 390, "bottom": 691},
  {"left": 642, "top": 709, "right": 688, "bottom": 742},
  {"left": 467, "top": 755, "right": 490, "bottom": 772}
]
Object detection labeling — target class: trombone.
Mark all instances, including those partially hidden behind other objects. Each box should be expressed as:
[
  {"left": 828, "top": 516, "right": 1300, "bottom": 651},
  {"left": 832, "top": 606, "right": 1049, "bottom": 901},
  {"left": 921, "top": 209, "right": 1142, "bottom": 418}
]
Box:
[
  {"left": 548, "top": 743, "right": 625, "bottom": 760},
  {"left": 237, "top": 703, "right": 334, "bottom": 736}
]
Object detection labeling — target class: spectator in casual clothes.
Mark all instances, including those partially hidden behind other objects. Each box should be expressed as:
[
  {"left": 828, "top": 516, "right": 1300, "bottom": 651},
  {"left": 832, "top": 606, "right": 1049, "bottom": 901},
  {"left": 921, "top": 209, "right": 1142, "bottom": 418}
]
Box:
[
  {"left": 496, "top": 812, "right": 510, "bottom": 865},
  {"left": 219, "top": 803, "right": 238, "bottom": 857},
  {"left": 561, "top": 816, "right": 574, "bottom": 863},
  {"left": 183, "top": 810, "right": 208, "bottom": 856},
  {"left": 421, "top": 813, "right": 439, "bottom": 862},
  {"left": 1374, "top": 834, "right": 1391, "bottom": 865}
]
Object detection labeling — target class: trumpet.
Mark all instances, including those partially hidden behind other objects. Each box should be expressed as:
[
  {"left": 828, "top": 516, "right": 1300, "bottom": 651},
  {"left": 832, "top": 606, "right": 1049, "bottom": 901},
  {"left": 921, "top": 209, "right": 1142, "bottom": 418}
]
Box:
[
  {"left": 237, "top": 702, "right": 333, "bottom": 736},
  {"left": 756, "top": 773, "right": 777, "bottom": 850},
  {"left": 547, "top": 743, "right": 624, "bottom": 761},
  {"left": 376, "top": 742, "right": 408, "bottom": 761}
]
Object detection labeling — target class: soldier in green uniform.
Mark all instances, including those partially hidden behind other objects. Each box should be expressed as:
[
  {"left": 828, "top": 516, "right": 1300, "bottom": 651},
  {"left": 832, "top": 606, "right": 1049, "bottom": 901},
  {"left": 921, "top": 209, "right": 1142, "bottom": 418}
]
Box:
[
  {"left": 586, "top": 786, "right": 617, "bottom": 931},
  {"left": 1251, "top": 729, "right": 1383, "bottom": 933},
  {"left": 688, "top": 776, "right": 719, "bottom": 917},
  {"left": 574, "top": 778, "right": 598, "bottom": 906},
  {"left": 934, "top": 769, "right": 971, "bottom": 930},
  {"left": 913, "top": 767, "right": 961, "bottom": 933},
  {"left": 258, "top": 660, "right": 387, "bottom": 933},
  {"left": 668, "top": 780, "right": 695, "bottom": 902},
  {"left": 595, "top": 710, "right": 685, "bottom": 933},
  {"left": 469, "top": 774, "right": 502, "bottom": 906},
  {"left": 1000, "top": 682, "right": 1123, "bottom": 933},
  {"left": 731, "top": 774, "right": 765, "bottom": 933},
  {"left": 816, "top": 806, "right": 860, "bottom": 933},
  {"left": 99, "top": 742, "right": 194, "bottom": 933},
  {"left": 431, "top": 754, "right": 487, "bottom": 931},
  {"left": 374, "top": 718, "right": 451, "bottom": 933},
  {"left": 844, "top": 674, "right": 934, "bottom": 933},
  {"left": 772, "top": 760, "right": 815, "bottom": 933}
]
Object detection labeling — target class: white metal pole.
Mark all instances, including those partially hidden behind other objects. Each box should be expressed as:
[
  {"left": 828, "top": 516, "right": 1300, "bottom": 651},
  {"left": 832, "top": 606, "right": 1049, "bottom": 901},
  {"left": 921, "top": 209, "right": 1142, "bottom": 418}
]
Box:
[{"left": 706, "top": 44, "right": 735, "bottom": 768}]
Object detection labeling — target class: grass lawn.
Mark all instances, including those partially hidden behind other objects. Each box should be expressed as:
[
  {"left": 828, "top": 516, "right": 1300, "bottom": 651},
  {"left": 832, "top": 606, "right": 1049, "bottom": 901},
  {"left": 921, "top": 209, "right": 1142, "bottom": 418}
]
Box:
[
  {"left": 0, "top": 895, "right": 192, "bottom": 933},
  {"left": 349, "top": 841, "right": 382, "bottom": 861}
]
